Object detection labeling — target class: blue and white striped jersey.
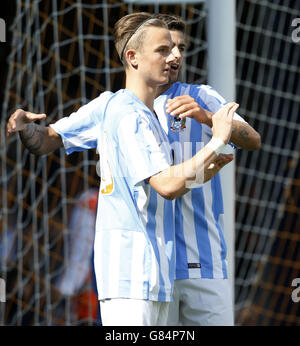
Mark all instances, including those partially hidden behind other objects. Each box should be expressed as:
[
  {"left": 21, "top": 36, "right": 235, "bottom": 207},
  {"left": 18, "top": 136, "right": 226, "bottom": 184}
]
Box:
[
  {"left": 154, "top": 82, "right": 246, "bottom": 279},
  {"left": 52, "top": 89, "right": 175, "bottom": 302},
  {"left": 50, "top": 91, "right": 114, "bottom": 154},
  {"left": 95, "top": 89, "right": 175, "bottom": 302}
]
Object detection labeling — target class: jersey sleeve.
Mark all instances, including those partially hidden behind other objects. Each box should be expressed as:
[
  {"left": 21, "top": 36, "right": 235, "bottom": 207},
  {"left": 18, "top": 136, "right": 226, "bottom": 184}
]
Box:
[
  {"left": 192, "top": 84, "right": 248, "bottom": 123},
  {"left": 50, "top": 91, "right": 112, "bottom": 154},
  {"left": 117, "top": 112, "right": 171, "bottom": 186},
  {"left": 192, "top": 85, "right": 248, "bottom": 148}
]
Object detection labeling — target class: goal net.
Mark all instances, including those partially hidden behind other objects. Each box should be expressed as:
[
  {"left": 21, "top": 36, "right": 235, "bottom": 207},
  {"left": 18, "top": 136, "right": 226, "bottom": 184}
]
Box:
[
  {"left": 1, "top": 0, "right": 299, "bottom": 326},
  {"left": 0, "top": 0, "right": 207, "bottom": 326},
  {"left": 234, "top": 0, "right": 300, "bottom": 325}
]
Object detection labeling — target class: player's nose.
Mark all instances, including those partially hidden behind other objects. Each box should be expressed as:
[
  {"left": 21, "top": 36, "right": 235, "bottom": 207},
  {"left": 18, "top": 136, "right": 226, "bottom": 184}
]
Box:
[
  {"left": 172, "top": 46, "right": 181, "bottom": 59},
  {"left": 166, "top": 50, "right": 176, "bottom": 63}
]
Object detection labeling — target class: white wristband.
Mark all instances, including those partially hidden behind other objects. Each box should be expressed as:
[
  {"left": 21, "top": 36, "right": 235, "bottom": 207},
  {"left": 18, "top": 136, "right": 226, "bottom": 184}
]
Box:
[{"left": 206, "top": 137, "right": 225, "bottom": 155}]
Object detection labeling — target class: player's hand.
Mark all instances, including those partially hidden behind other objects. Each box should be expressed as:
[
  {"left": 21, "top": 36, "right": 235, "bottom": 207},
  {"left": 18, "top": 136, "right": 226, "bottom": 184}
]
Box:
[
  {"left": 212, "top": 102, "right": 239, "bottom": 144},
  {"left": 166, "top": 95, "right": 213, "bottom": 126},
  {"left": 207, "top": 153, "right": 234, "bottom": 171},
  {"left": 205, "top": 153, "right": 234, "bottom": 181},
  {"left": 6, "top": 109, "right": 46, "bottom": 137}
]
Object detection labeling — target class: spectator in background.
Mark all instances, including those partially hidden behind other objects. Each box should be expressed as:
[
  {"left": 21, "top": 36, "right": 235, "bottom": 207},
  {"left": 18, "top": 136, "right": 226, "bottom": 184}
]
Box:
[{"left": 55, "top": 189, "right": 100, "bottom": 325}]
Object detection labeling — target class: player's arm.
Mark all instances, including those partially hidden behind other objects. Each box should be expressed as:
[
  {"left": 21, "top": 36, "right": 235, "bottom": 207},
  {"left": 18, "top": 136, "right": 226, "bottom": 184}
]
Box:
[
  {"left": 149, "top": 103, "right": 238, "bottom": 200},
  {"left": 166, "top": 95, "right": 261, "bottom": 151},
  {"left": 229, "top": 119, "right": 261, "bottom": 150},
  {"left": 6, "top": 109, "right": 63, "bottom": 155}
]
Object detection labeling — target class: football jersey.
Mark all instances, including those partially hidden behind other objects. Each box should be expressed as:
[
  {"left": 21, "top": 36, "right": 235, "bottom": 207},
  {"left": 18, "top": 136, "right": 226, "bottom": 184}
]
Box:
[
  {"left": 51, "top": 89, "right": 175, "bottom": 301},
  {"left": 154, "top": 82, "right": 246, "bottom": 279}
]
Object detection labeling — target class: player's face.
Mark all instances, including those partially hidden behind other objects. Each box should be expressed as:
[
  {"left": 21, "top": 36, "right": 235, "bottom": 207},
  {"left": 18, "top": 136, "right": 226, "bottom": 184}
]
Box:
[
  {"left": 137, "top": 27, "right": 175, "bottom": 86},
  {"left": 168, "top": 30, "right": 186, "bottom": 84}
]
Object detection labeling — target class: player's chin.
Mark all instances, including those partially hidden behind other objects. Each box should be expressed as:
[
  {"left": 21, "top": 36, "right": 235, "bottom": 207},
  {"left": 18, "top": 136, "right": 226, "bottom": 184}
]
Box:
[
  {"left": 168, "top": 70, "right": 179, "bottom": 83},
  {"left": 159, "top": 72, "right": 170, "bottom": 84}
]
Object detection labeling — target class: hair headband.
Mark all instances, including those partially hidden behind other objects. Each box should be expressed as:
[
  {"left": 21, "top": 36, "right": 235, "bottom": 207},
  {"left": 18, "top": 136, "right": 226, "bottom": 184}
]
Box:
[{"left": 120, "top": 17, "right": 153, "bottom": 62}]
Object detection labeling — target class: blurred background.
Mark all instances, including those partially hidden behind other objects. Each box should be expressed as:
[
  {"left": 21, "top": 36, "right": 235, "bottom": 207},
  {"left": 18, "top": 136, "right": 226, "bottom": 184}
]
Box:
[{"left": 0, "top": 0, "right": 299, "bottom": 326}]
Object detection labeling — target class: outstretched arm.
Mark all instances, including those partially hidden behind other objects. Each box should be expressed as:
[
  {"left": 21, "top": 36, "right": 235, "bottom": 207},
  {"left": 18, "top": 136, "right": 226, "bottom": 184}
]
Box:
[
  {"left": 166, "top": 95, "right": 261, "bottom": 151},
  {"left": 6, "top": 109, "right": 63, "bottom": 155}
]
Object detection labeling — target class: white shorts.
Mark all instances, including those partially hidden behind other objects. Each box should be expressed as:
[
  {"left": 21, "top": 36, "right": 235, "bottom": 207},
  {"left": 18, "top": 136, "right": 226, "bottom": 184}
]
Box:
[
  {"left": 100, "top": 298, "right": 169, "bottom": 326},
  {"left": 167, "top": 278, "right": 234, "bottom": 326}
]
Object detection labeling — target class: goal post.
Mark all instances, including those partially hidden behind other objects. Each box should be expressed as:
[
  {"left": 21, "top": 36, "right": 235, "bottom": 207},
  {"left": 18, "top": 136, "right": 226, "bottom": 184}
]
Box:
[{"left": 207, "top": 0, "right": 236, "bottom": 307}]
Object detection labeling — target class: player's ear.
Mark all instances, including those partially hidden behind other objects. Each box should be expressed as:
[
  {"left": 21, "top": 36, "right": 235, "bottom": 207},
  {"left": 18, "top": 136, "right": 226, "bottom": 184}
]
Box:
[{"left": 126, "top": 49, "right": 138, "bottom": 69}]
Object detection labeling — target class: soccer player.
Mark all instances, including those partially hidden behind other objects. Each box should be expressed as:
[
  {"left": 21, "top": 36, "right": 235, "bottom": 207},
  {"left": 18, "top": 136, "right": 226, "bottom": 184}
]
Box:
[
  {"left": 6, "top": 13, "right": 238, "bottom": 325},
  {"left": 153, "top": 14, "right": 261, "bottom": 326}
]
